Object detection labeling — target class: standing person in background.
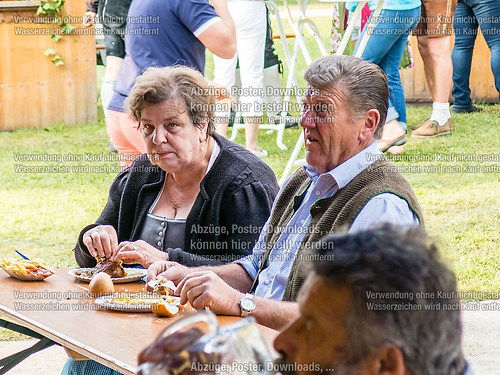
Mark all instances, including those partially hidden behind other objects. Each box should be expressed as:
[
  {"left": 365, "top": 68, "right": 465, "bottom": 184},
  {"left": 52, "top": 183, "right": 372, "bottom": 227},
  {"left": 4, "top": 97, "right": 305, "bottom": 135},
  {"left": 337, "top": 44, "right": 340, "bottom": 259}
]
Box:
[
  {"left": 214, "top": 6, "right": 296, "bottom": 139},
  {"left": 213, "top": 0, "right": 268, "bottom": 158},
  {"left": 348, "top": 0, "right": 421, "bottom": 155},
  {"left": 451, "top": 0, "right": 499, "bottom": 113},
  {"left": 411, "top": 0, "right": 458, "bottom": 138},
  {"left": 105, "top": 0, "right": 236, "bottom": 167},
  {"left": 83, "top": 0, "right": 132, "bottom": 115},
  {"left": 261, "top": 6, "right": 294, "bottom": 128}
]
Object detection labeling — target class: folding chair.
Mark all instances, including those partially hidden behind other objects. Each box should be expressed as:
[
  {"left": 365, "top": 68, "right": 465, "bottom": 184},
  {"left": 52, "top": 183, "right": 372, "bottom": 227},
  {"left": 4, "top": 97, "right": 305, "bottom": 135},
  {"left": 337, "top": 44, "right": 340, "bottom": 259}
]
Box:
[{"left": 278, "top": 0, "right": 384, "bottom": 185}]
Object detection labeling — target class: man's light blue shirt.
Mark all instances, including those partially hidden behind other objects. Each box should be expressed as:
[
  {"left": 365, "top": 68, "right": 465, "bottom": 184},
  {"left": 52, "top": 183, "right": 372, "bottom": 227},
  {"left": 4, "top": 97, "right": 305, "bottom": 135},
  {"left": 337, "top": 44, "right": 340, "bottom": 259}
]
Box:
[{"left": 237, "top": 143, "right": 419, "bottom": 300}]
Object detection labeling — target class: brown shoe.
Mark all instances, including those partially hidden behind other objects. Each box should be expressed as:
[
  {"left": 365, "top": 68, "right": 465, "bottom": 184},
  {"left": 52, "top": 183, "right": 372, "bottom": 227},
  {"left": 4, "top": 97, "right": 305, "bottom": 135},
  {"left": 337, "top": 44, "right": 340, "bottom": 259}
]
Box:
[
  {"left": 410, "top": 120, "right": 426, "bottom": 131},
  {"left": 411, "top": 118, "right": 452, "bottom": 138}
]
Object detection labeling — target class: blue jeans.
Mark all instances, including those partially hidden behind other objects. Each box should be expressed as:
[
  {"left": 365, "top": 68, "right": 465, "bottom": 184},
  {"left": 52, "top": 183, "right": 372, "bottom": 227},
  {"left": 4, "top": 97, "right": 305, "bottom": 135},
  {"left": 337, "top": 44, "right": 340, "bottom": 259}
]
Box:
[
  {"left": 355, "top": 7, "right": 421, "bottom": 127},
  {"left": 452, "top": 0, "right": 500, "bottom": 107}
]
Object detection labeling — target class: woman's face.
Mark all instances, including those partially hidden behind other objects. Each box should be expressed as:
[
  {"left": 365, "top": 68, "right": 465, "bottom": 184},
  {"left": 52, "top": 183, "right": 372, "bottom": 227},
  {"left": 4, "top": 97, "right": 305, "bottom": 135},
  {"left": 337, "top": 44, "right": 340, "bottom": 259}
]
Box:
[{"left": 139, "top": 100, "right": 208, "bottom": 173}]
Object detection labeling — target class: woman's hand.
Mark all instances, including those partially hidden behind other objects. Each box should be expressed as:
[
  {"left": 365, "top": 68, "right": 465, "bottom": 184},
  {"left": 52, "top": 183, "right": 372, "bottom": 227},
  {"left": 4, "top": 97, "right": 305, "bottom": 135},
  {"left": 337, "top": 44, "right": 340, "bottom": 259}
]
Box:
[
  {"left": 83, "top": 225, "right": 119, "bottom": 260},
  {"left": 83, "top": 11, "right": 96, "bottom": 27},
  {"left": 114, "top": 240, "right": 167, "bottom": 268}
]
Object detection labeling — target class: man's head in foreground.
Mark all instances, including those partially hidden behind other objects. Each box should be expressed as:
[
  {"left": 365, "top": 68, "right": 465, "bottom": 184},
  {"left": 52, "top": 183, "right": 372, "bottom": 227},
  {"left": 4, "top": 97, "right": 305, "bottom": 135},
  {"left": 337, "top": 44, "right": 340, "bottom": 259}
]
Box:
[{"left": 274, "top": 224, "right": 466, "bottom": 375}]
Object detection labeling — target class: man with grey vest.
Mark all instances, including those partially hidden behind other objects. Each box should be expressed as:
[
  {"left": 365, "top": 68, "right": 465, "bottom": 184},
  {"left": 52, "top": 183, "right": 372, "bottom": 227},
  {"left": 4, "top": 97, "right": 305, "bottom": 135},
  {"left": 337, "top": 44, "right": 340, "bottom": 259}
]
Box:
[{"left": 147, "top": 55, "right": 424, "bottom": 330}]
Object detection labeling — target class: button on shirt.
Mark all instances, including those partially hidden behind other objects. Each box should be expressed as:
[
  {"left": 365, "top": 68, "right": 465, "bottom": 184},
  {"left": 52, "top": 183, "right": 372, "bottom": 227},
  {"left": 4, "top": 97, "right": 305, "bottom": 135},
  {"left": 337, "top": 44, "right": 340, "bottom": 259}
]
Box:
[
  {"left": 139, "top": 215, "right": 186, "bottom": 251},
  {"left": 237, "top": 143, "right": 419, "bottom": 300}
]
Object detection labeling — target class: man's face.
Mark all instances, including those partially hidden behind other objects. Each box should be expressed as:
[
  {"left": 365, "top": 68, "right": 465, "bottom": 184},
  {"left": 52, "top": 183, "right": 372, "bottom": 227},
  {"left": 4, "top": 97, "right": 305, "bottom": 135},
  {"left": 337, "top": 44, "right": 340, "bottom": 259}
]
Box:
[
  {"left": 273, "top": 277, "right": 366, "bottom": 375},
  {"left": 301, "top": 87, "right": 368, "bottom": 174}
]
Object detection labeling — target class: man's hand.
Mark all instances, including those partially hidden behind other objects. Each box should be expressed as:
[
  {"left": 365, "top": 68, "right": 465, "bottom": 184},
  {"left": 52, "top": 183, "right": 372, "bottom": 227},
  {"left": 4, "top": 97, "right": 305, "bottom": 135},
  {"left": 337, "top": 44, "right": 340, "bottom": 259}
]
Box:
[
  {"left": 176, "top": 271, "right": 243, "bottom": 316},
  {"left": 146, "top": 261, "right": 190, "bottom": 285},
  {"left": 114, "top": 240, "right": 167, "bottom": 268},
  {"left": 82, "top": 225, "right": 119, "bottom": 260}
]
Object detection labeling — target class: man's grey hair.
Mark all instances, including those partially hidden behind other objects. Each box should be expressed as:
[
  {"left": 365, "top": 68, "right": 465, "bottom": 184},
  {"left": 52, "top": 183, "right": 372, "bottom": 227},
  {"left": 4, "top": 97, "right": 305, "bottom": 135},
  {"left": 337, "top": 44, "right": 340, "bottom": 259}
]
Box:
[
  {"left": 309, "top": 224, "right": 466, "bottom": 375},
  {"left": 304, "top": 55, "right": 389, "bottom": 139}
]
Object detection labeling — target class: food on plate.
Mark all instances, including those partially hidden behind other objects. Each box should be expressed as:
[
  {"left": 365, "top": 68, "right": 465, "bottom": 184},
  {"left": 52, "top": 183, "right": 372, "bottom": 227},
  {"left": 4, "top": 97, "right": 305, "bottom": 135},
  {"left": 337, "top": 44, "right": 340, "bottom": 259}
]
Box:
[
  {"left": 69, "top": 267, "right": 145, "bottom": 283},
  {"left": 94, "top": 292, "right": 168, "bottom": 312},
  {"left": 152, "top": 295, "right": 192, "bottom": 318},
  {"left": 89, "top": 272, "right": 115, "bottom": 295},
  {"left": 93, "top": 258, "right": 126, "bottom": 278},
  {"left": 72, "top": 259, "right": 127, "bottom": 279},
  {"left": 96, "top": 291, "right": 186, "bottom": 316},
  {"left": 152, "top": 302, "right": 179, "bottom": 317},
  {"left": 73, "top": 269, "right": 93, "bottom": 278},
  {"left": 147, "top": 277, "right": 188, "bottom": 317},
  {"left": 110, "top": 292, "right": 164, "bottom": 306},
  {"left": 150, "top": 276, "right": 176, "bottom": 296},
  {"left": 1, "top": 257, "right": 54, "bottom": 280}
]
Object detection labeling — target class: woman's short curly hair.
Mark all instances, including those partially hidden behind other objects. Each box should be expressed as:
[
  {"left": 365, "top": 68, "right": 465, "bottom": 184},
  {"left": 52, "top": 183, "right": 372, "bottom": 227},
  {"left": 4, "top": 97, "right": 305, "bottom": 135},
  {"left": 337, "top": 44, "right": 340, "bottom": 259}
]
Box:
[{"left": 125, "top": 65, "right": 215, "bottom": 136}]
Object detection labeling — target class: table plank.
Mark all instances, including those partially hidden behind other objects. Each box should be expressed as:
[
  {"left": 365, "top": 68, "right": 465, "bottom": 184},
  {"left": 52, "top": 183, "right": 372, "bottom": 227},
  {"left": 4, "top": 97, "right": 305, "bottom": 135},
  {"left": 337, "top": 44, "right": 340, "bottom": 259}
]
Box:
[{"left": 0, "top": 269, "right": 277, "bottom": 374}]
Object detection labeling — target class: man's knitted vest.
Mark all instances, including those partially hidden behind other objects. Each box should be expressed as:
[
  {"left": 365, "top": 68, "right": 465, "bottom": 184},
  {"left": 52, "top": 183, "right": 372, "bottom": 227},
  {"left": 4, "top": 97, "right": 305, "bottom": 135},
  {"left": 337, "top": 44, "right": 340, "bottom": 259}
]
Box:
[{"left": 252, "top": 158, "right": 424, "bottom": 302}]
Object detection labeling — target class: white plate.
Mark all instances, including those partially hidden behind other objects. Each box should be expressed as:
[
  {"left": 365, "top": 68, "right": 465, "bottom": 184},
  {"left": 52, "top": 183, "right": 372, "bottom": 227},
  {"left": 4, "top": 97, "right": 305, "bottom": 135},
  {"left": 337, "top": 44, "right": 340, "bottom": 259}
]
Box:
[
  {"left": 95, "top": 293, "right": 180, "bottom": 313},
  {"left": 68, "top": 268, "right": 146, "bottom": 283},
  {"left": 1, "top": 266, "right": 53, "bottom": 281}
]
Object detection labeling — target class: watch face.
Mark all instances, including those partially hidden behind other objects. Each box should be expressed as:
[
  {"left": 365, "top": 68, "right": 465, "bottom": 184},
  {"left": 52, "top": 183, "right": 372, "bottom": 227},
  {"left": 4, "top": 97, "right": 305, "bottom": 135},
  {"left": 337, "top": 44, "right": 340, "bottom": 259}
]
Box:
[{"left": 241, "top": 297, "right": 255, "bottom": 311}]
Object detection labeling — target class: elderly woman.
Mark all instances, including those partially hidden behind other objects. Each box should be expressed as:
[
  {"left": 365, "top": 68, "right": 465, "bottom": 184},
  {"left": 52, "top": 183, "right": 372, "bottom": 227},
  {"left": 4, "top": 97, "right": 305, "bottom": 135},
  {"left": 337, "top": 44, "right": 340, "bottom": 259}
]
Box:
[{"left": 73, "top": 66, "right": 279, "bottom": 271}]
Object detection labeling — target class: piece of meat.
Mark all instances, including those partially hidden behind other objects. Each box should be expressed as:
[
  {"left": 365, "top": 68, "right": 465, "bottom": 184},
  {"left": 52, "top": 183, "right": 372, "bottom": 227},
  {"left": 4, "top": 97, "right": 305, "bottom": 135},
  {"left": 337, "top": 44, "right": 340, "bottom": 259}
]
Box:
[{"left": 93, "top": 259, "right": 126, "bottom": 278}]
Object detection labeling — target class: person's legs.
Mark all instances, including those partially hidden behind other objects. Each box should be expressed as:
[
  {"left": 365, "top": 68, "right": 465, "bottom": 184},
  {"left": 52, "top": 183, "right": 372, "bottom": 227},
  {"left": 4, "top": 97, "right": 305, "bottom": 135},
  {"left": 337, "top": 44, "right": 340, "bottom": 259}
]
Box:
[
  {"left": 383, "top": 34, "right": 415, "bottom": 127},
  {"left": 359, "top": 8, "right": 420, "bottom": 153},
  {"left": 101, "top": 55, "right": 123, "bottom": 112},
  {"left": 230, "top": 1, "right": 266, "bottom": 154},
  {"left": 100, "top": 12, "right": 127, "bottom": 112},
  {"left": 451, "top": 1, "right": 478, "bottom": 109},
  {"left": 213, "top": 55, "right": 237, "bottom": 94},
  {"left": 105, "top": 109, "right": 145, "bottom": 167},
  {"left": 412, "top": 0, "right": 458, "bottom": 137},
  {"left": 263, "top": 64, "right": 282, "bottom": 120},
  {"left": 213, "top": 55, "right": 237, "bottom": 138},
  {"left": 359, "top": 8, "right": 420, "bottom": 121},
  {"left": 262, "top": 6, "right": 285, "bottom": 122},
  {"left": 418, "top": 35, "right": 454, "bottom": 104},
  {"left": 355, "top": 10, "right": 400, "bottom": 64},
  {"left": 418, "top": 35, "right": 454, "bottom": 124},
  {"left": 213, "top": 98, "right": 232, "bottom": 138},
  {"left": 413, "top": 0, "right": 457, "bottom": 132},
  {"left": 471, "top": 0, "right": 500, "bottom": 102},
  {"left": 376, "top": 51, "right": 407, "bottom": 154}
]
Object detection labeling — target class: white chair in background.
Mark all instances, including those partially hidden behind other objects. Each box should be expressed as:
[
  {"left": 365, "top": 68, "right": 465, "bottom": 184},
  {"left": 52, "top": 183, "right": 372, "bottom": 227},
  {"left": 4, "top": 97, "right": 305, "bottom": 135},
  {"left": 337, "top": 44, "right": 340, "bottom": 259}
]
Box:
[{"left": 279, "top": 0, "right": 384, "bottom": 185}]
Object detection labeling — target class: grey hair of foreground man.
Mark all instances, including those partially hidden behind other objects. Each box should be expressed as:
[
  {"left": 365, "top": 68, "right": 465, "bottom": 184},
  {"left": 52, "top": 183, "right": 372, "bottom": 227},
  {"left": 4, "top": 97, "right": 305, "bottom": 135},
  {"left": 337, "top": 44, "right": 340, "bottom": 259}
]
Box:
[
  {"left": 304, "top": 55, "right": 389, "bottom": 139},
  {"left": 275, "top": 224, "right": 466, "bottom": 375}
]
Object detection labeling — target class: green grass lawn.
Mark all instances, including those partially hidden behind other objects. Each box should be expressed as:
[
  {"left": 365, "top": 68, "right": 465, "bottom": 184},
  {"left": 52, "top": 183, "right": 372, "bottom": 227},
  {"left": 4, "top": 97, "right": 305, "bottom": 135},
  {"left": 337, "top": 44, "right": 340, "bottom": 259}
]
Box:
[{"left": 0, "top": 4, "right": 498, "bottom": 341}]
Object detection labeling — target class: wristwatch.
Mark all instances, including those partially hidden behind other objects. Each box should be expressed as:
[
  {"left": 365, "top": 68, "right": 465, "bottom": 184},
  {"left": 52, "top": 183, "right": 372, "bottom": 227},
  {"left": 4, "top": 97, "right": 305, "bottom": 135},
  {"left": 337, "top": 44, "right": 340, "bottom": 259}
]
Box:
[{"left": 239, "top": 293, "right": 256, "bottom": 317}]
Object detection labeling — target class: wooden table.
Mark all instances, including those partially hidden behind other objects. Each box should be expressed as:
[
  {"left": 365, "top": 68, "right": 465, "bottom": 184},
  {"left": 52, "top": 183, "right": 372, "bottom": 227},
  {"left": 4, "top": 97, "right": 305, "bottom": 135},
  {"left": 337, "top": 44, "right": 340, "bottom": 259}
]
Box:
[{"left": 0, "top": 269, "right": 277, "bottom": 374}]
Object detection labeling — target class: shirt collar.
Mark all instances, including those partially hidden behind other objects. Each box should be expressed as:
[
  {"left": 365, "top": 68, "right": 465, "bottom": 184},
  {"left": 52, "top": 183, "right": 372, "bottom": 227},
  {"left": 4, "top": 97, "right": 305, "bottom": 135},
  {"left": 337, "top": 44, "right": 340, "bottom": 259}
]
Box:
[{"left": 304, "top": 143, "right": 381, "bottom": 189}]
